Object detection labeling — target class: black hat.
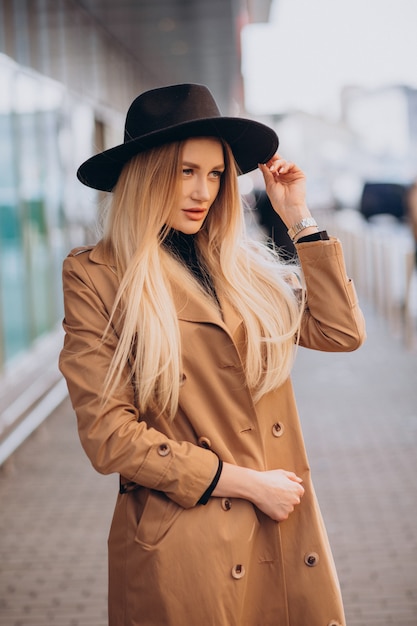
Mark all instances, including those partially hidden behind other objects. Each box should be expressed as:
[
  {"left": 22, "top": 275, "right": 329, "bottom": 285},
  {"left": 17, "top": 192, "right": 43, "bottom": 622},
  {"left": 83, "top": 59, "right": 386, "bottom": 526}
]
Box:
[{"left": 77, "top": 83, "right": 279, "bottom": 191}]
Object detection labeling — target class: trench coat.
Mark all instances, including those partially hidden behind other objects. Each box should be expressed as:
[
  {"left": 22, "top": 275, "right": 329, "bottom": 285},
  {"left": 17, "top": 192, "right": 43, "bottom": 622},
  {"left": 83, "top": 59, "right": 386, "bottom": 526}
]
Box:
[{"left": 59, "top": 237, "right": 365, "bottom": 626}]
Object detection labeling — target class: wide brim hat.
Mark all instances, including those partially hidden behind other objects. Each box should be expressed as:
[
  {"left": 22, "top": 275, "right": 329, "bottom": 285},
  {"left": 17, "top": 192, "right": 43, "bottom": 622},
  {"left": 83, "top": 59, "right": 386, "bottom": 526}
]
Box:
[{"left": 77, "top": 83, "right": 279, "bottom": 192}]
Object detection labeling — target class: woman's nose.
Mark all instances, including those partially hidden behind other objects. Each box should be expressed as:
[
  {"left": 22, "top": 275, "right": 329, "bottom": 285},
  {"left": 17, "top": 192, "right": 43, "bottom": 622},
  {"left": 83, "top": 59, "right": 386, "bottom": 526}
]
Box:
[{"left": 192, "top": 177, "right": 210, "bottom": 201}]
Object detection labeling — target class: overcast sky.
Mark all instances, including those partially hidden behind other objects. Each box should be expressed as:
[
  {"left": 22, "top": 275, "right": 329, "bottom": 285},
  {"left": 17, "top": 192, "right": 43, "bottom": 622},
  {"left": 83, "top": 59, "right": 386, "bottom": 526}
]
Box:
[{"left": 242, "top": 0, "right": 417, "bottom": 118}]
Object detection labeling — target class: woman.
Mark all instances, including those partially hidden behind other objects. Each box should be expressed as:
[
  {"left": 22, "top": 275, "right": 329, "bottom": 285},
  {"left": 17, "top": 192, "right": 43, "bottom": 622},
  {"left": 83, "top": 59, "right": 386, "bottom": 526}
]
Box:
[{"left": 60, "top": 83, "right": 365, "bottom": 626}]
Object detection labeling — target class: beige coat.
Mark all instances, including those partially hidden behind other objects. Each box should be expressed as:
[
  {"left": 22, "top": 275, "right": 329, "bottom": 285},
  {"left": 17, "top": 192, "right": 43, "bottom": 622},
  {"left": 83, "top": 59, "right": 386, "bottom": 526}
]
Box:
[{"left": 59, "top": 237, "right": 365, "bottom": 626}]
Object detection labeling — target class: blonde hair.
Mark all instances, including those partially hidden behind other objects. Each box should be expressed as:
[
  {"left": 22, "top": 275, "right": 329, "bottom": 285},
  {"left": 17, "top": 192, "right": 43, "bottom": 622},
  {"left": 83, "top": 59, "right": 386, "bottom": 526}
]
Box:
[{"left": 102, "top": 139, "right": 303, "bottom": 419}]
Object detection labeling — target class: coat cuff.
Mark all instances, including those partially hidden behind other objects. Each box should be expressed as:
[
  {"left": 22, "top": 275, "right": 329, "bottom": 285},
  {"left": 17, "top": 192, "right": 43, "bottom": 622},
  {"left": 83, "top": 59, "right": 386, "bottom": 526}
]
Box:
[{"left": 131, "top": 438, "right": 221, "bottom": 509}]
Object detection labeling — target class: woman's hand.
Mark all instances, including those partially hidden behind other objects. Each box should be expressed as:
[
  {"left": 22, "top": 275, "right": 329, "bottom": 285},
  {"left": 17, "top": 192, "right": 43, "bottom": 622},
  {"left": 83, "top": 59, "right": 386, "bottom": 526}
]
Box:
[
  {"left": 247, "top": 468, "right": 305, "bottom": 521},
  {"left": 259, "top": 155, "right": 315, "bottom": 234},
  {"left": 212, "top": 463, "right": 305, "bottom": 522}
]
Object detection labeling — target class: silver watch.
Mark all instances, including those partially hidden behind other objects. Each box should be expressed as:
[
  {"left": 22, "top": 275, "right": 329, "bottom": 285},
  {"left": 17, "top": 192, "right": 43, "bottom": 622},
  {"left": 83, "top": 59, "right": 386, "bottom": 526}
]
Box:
[{"left": 287, "top": 218, "right": 317, "bottom": 241}]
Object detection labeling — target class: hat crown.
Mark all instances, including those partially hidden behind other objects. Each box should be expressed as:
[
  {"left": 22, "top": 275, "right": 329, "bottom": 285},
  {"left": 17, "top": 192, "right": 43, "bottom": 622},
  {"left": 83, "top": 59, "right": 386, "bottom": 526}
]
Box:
[{"left": 124, "top": 84, "right": 221, "bottom": 143}]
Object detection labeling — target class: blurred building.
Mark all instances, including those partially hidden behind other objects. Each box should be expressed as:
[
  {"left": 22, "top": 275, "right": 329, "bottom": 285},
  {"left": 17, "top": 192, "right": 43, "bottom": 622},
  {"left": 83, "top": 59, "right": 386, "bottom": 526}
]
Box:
[
  {"left": 341, "top": 84, "right": 417, "bottom": 185},
  {"left": 271, "top": 111, "right": 359, "bottom": 211},
  {"left": 0, "top": 0, "right": 272, "bottom": 463},
  {"left": 263, "top": 85, "right": 417, "bottom": 216}
]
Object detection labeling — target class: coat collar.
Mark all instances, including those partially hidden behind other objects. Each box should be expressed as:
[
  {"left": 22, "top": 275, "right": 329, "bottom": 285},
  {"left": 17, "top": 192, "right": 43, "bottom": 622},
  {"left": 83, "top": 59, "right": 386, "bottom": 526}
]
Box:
[
  {"left": 88, "top": 241, "right": 243, "bottom": 340},
  {"left": 89, "top": 240, "right": 115, "bottom": 266}
]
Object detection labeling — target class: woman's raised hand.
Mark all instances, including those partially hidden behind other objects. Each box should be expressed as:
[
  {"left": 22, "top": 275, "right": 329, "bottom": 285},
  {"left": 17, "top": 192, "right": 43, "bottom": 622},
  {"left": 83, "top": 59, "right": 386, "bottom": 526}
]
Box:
[{"left": 258, "top": 155, "right": 313, "bottom": 232}]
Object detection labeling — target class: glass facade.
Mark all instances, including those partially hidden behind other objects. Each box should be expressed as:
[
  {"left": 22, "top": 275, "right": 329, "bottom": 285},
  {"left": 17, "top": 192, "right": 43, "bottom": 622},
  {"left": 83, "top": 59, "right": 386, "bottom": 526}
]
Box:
[
  {"left": 0, "top": 56, "right": 70, "bottom": 365},
  {"left": 0, "top": 0, "right": 140, "bottom": 372}
]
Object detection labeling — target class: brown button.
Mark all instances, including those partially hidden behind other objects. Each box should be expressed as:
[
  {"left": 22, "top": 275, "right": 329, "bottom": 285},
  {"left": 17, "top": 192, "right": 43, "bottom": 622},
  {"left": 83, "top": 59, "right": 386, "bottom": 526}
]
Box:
[
  {"left": 304, "top": 552, "right": 319, "bottom": 567},
  {"left": 221, "top": 498, "right": 232, "bottom": 511},
  {"left": 157, "top": 443, "right": 170, "bottom": 457},
  {"left": 197, "top": 436, "right": 212, "bottom": 449},
  {"left": 272, "top": 422, "right": 285, "bottom": 437},
  {"left": 231, "top": 564, "right": 245, "bottom": 579}
]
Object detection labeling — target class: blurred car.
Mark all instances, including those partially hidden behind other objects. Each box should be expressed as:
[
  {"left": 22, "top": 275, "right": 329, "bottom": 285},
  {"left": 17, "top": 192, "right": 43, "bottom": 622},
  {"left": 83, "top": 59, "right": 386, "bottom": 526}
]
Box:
[{"left": 359, "top": 182, "right": 408, "bottom": 222}]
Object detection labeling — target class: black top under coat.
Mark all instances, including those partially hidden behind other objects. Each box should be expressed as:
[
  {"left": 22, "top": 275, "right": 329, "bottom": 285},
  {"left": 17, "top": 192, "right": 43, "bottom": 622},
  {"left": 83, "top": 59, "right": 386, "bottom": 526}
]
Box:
[{"left": 163, "top": 229, "right": 217, "bottom": 300}]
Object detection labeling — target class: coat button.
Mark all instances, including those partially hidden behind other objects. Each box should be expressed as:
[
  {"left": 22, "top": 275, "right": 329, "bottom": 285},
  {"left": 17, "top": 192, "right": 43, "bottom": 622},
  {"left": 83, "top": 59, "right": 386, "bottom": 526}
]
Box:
[
  {"left": 272, "top": 422, "right": 285, "bottom": 437},
  {"left": 221, "top": 498, "right": 232, "bottom": 511},
  {"left": 197, "top": 436, "right": 212, "bottom": 449},
  {"left": 304, "top": 552, "right": 319, "bottom": 567},
  {"left": 157, "top": 443, "right": 171, "bottom": 457},
  {"left": 231, "top": 564, "right": 245, "bottom": 579}
]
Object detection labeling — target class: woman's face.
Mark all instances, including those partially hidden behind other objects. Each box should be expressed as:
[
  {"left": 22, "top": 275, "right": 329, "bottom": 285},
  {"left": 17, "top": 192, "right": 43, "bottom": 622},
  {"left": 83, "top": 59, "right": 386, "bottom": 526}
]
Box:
[{"left": 168, "top": 137, "right": 225, "bottom": 234}]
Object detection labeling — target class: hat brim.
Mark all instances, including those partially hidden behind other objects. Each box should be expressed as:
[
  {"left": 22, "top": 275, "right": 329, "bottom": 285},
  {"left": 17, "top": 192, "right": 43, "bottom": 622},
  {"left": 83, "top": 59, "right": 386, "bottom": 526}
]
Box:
[{"left": 77, "top": 117, "right": 278, "bottom": 192}]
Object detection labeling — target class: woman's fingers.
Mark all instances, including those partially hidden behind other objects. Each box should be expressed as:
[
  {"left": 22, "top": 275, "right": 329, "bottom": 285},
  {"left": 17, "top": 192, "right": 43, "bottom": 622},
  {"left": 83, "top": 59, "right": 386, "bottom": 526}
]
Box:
[
  {"left": 268, "top": 158, "right": 295, "bottom": 175},
  {"left": 285, "top": 470, "right": 304, "bottom": 484}
]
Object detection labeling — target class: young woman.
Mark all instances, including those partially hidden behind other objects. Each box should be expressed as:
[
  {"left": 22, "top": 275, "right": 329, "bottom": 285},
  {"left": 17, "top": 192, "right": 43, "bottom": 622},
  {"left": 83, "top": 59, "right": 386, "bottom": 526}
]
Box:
[{"left": 60, "top": 83, "right": 365, "bottom": 626}]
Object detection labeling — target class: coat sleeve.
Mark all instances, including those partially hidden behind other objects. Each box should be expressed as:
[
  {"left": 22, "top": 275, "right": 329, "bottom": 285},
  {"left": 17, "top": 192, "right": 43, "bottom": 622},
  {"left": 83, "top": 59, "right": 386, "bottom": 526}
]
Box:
[
  {"left": 59, "top": 253, "right": 219, "bottom": 509},
  {"left": 295, "top": 237, "right": 366, "bottom": 351}
]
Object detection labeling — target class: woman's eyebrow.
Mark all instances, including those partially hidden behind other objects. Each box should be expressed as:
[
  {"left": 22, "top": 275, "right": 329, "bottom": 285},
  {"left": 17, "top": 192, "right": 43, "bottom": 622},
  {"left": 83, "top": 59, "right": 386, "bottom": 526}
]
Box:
[{"left": 182, "top": 160, "right": 225, "bottom": 170}]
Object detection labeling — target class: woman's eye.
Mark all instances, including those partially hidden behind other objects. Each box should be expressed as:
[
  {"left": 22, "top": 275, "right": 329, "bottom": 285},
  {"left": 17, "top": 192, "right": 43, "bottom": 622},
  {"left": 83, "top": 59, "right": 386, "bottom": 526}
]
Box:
[
  {"left": 182, "top": 168, "right": 193, "bottom": 176},
  {"left": 211, "top": 170, "right": 223, "bottom": 179}
]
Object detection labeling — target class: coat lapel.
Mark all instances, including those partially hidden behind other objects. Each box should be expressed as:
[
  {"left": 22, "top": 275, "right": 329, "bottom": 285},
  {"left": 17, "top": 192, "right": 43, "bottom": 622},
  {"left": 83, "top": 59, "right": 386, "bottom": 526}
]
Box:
[
  {"left": 169, "top": 274, "right": 245, "bottom": 336},
  {"left": 88, "top": 240, "right": 244, "bottom": 343},
  {"left": 217, "top": 291, "right": 244, "bottom": 340}
]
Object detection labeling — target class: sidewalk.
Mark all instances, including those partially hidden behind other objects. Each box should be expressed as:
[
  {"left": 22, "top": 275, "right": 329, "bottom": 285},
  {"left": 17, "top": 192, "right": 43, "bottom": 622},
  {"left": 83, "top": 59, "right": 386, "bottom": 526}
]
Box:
[
  {"left": 0, "top": 306, "right": 416, "bottom": 626},
  {"left": 292, "top": 307, "right": 417, "bottom": 626}
]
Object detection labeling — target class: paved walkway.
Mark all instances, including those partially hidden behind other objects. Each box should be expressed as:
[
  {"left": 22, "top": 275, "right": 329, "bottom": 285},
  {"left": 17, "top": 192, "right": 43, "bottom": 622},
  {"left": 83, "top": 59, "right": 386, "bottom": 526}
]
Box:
[
  {"left": 0, "top": 306, "right": 416, "bottom": 626},
  {"left": 292, "top": 308, "right": 417, "bottom": 626}
]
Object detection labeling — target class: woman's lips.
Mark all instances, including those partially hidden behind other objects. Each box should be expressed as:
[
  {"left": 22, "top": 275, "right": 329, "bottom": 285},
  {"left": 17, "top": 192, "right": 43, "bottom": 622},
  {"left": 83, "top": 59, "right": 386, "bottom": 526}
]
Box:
[{"left": 182, "top": 209, "right": 207, "bottom": 220}]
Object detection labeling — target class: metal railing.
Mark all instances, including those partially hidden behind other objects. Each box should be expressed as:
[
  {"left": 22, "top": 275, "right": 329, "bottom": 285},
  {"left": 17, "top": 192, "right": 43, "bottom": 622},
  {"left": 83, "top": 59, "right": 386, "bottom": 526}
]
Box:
[
  {"left": 0, "top": 327, "right": 68, "bottom": 466},
  {"left": 328, "top": 209, "right": 417, "bottom": 349}
]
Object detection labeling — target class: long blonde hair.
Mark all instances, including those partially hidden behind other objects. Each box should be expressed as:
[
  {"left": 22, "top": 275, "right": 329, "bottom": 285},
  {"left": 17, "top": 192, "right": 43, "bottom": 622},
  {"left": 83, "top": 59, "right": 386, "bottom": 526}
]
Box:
[{"left": 102, "top": 139, "right": 303, "bottom": 419}]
